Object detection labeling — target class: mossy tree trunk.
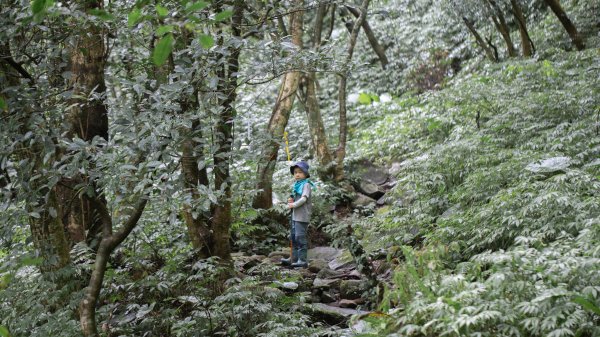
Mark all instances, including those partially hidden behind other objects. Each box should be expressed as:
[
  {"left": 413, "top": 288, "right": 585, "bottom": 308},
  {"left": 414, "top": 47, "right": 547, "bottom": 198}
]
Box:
[
  {"left": 57, "top": 0, "right": 109, "bottom": 249},
  {"left": 253, "top": 1, "right": 304, "bottom": 209},
  {"left": 335, "top": 0, "right": 371, "bottom": 182},
  {"left": 2, "top": 42, "right": 71, "bottom": 272}
]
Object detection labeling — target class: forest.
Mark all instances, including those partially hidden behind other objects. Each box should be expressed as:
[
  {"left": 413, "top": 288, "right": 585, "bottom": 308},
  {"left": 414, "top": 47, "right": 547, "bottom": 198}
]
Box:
[{"left": 0, "top": 0, "right": 599, "bottom": 336}]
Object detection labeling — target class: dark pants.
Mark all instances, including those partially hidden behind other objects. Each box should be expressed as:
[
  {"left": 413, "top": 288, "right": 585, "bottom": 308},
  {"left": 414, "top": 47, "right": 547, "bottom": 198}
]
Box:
[{"left": 291, "top": 220, "right": 308, "bottom": 262}]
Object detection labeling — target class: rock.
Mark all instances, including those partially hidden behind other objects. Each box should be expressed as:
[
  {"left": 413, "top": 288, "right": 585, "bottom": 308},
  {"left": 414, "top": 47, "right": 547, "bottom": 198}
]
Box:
[
  {"left": 268, "top": 249, "right": 290, "bottom": 258},
  {"left": 439, "top": 204, "right": 460, "bottom": 220},
  {"left": 526, "top": 156, "right": 571, "bottom": 173},
  {"left": 329, "top": 252, "right": 355, "bottom": 270},
  {"left": 339, "top": 298, "right": 365, "bottom": 309},
  {"left": 282, "top": 282, "right": 299, "bottom": 290},
  {"left": 309, "top": 303, "right": 370, "bottom": 325},
  {"left": 317, "top": 268, "right": 345, "bottom": 279},
  {"left": 376, "top": 195, "right": 389, "bottom": 206},
  {"left": 244, "top": 255, "right": 266, "bottom": 269},
  {"left": 320, "top": 290, "right": 337, "bottom": 303},
  {"left": 351, "top": 193, "right": 376, "bottom": 208},
  {"left": 313, "top": 278, "right": 340, "bottom": 289},
  {"left": 358, "top": 181, "right": 385, "bottom": 200},
  {"left": 233, "top": 254, "right": 267, "bottom": 270},
  {"left": 348, "top": 269, "right": 363, "bottom": 279},
  {"left": 340, "top": 280, "right": 365, "bottom": 300},
  {"left": 394, "top": 189, "right": 416, "bottom": 208},
  {"left": 389, "top": 162, "right": 403, "bottom": 176},
  {"left": 274, "top": 281, "right": 299, "bottom": 292},
  {"left": 355, "top": 161, "right": 389, "bottom": 185},
  {"left": 308, "top": 247, "right": 343, "bottom": 261},
  {"left": 308, "top": 259, "right": 329, "bottom": 273}
]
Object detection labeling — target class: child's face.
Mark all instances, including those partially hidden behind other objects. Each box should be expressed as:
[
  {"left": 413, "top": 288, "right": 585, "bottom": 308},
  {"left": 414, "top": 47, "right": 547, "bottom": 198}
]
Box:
[{"left": 293, "top": 168, "right": 306, "bottom": 180}]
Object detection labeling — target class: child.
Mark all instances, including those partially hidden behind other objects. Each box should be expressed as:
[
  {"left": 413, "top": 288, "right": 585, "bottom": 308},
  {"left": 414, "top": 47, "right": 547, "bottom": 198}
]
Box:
[{"left": 281, "top": 161, "right": 315, "bottom": 268}]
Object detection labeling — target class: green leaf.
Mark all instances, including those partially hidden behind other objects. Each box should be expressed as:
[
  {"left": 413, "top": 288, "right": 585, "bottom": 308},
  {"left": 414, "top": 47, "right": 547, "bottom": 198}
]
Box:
[
  {"left": 185, "top": 1, "right": 208, "bottom": 13},
  {"left": 0, "top": 325, "right": 10, "bottom": 337},
  {"left": 214, "top": 10, "right": 233, "bottom": 22},
  {"left": 0, "top": 97, "right": 7, "bottom": 111},
  {"left": 89, "top": 8, "right": 115, "bottom": 21},
  {"left": 128, "top": 8, "right": 142, "bottom": 28},
  {"left": 152, "top": 33, "right": 174, "bottom": 66},
  {"left": 31, "top": 0, "right": 53, "bottom": 22},
  {"left": 358, "top": 93, "right": 372, "bottom": 105},
  {"left": 156, "top": 4, "right": 168, "bottom": 17},
  {"left": 31, "top": 0, "right": 47, "bottom": 14},
  {"left": 573, "top": 296, "right": 600, "bottom": 316},
  {"left": 20, "top": 256, "right": 43, "bottom": 267},
  {"left": 199, "top": 34, "right": 214, "bottom": 49},
  {"left": 156, "top": 25, "right": 174, "bottom": 36}
]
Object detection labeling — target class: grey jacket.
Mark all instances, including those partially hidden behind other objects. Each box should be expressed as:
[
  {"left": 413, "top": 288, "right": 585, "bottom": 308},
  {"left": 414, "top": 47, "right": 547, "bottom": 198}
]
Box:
[{"left": 291, "top": 183, "right": 312, "bottom": 223}]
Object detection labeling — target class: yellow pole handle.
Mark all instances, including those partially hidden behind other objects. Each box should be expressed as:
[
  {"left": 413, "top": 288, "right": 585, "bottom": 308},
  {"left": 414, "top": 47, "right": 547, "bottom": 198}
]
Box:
[{"left": 284, "top": 131, "right": 291, "bottom": 162}]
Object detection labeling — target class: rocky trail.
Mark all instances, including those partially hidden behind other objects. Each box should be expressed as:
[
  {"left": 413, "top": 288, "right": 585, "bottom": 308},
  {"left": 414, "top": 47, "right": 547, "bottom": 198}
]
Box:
[{"left": 229, "top": 161, "right": 401, "bottom": 331}]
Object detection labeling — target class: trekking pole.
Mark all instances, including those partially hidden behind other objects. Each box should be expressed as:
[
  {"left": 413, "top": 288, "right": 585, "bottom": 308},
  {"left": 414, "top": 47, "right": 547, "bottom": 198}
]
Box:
[{"left": 284, "top": 131, "right": 293, "bottom": 263}]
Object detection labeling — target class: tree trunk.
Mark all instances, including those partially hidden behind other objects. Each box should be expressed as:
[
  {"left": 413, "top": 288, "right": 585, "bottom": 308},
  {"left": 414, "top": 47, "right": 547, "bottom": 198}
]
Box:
[
  {"left": 28, "top": 189, "right": 71, "bottom": 272},
  {"left": 253, "top": 1, "right": 304, "bottom": 210},
  {"left": 335, "top": 0, "right": 371, "bottom": 182},
  {"left": 301, "top": 73, "right": 335, "bottom": 181},
  {"left": 298, "top": 3, "right": 335, "bottom": 181},
  {"left": 59, "top": 0, "right": 109, "bottom": 249},
  {"left": 543, "top": 0, "right": 584, "bottom": 50},
  {"left": 80, "top": 198, "right": 147, "bottom": 337},
  {"left": 486, "top": 0, "right": 517, "bottom": 57},
  {"left": 209, "top": 0, "right": 243, "bottom": 260},
  {"left": 345, "top": 5, "right": 389, "bottom": 69},
  {"left": 510, "top": 0, "right": 534, "bottom": 57},
  {"left": 2, "top": 42, "right": 70, "bottom": 271},
  {"left": 181, "top": 117, "right": 212, "bottom": 258},
  {"left": 462, "top": 17, "right": 498, "bottom": 62}
]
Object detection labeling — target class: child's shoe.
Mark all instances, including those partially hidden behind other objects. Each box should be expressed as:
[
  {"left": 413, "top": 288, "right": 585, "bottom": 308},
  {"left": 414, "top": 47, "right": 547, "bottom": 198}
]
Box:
[
  {"left": 280, "top": 257, "right": 295, "bottom": 266},
  {"left": 291, "top": 260, "right": 308, "bottom": 268}
]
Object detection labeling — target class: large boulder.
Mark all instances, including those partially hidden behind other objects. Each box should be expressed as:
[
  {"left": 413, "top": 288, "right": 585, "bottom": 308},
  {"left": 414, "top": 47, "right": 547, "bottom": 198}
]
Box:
[
  {"left": 339, "top": 280, "right": 365, "bottom": 300},
  {"left": 309, "top": 303, "right": 370, "bottom": 325},
  {"left": 313, "top": 278, "right": 341, "bottom": 289},
  {"left": 308, "top": 259, "right": 329, "bottom": 273},
  {"left": 328, "top": 251, "right": 355, "bottom": 270},
  {"left": 351, "top": 193, "right": 376, "bottom": 208},
  {"left": 339, "top": 298, "right": 365, "bottom": 309},
  {"left": 358, "top": 181, "right": 385, "bottom": 200},
  {"left": 354, "top": 160, "right": 389, "bottom": 185},
  {"left": 317, "top": 267, "right": 346, "bottom": 279},
  {"left": 308, "top": 247, "right": 343, "bottom": 261}
]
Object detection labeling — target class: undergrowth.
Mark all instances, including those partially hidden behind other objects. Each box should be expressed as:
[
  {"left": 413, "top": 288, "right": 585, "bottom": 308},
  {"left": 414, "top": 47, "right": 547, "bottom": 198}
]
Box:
[{"left": 350, "top": 47, "right": 600, "bottom": 336}]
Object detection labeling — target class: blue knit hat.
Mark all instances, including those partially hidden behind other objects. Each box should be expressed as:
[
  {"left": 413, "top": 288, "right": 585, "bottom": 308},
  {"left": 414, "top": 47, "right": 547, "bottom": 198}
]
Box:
[{"left": 290, "top": 161, "right": 310, "bottom": 178}]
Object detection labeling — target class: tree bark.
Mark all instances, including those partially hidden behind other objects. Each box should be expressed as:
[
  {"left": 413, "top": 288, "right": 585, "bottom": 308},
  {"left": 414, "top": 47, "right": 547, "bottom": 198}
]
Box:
[
  {"left": 462, "top": 17, "right": 498, "bottom": 62},
  {"left": 510, "top": 0, "right": 534, "bottom": 57},
  {"left": 345, "top": 5, "right": 389, "bottom": 69},
  {"left": 209, "top": 0, "right": 243, "bottom": 260},
  {"left": 2, "top": 42, "right": 71, "bottom": 271},
  {"left": 29, "top": 189, "right": 71, "bottom": 272},
  {"left": 80, "top": 198, "right": 147, "bottom": 337},
  {"left": 58, "top": 0, "right": 109, "bottom": 249},
  {"left": 486, "top": 0, "right": 517, "bottom": 57},
  {"left": 181, "top": 115, "right": 212, "bottom": 258},
  {"left": 301, "top": 73, "right": 336, "bottom": 180},
  {"left": 252, "top": 1, "right": 304, "bottom": 210},
  {"left": 543, "top": 0, "right": 584, "bottom": 50},
  {"left": 335, "top": 0, "right": 370, "bottom": 182}
]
